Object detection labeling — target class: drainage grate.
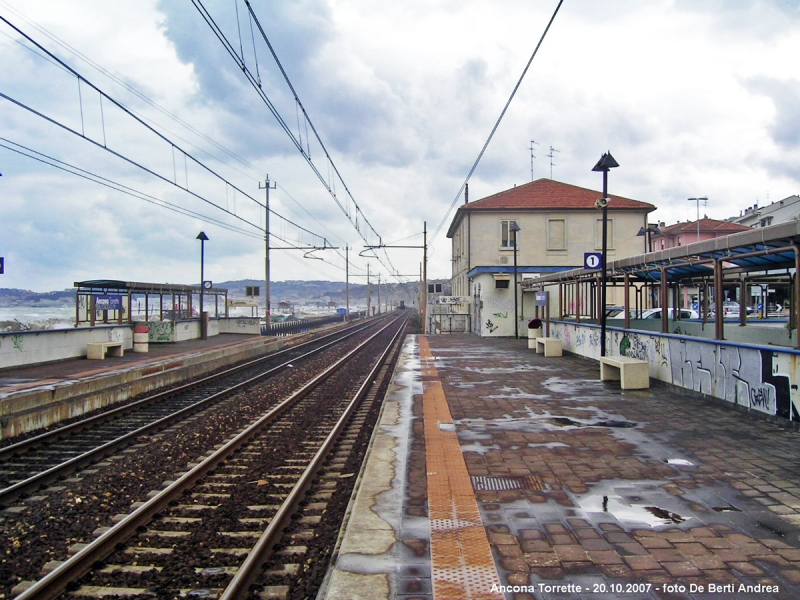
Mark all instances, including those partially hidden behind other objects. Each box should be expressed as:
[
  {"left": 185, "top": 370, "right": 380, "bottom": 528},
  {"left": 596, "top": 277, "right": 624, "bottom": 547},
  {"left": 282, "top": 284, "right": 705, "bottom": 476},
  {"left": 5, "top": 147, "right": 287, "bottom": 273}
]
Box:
[{"left": 470, "top": 475, "right": 545, "bottom": 491}]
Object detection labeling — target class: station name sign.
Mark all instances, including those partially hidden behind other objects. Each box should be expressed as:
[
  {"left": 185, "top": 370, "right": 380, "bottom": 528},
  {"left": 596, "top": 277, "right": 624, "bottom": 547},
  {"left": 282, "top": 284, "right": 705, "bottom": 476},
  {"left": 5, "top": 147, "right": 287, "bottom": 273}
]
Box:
[{"left": 95, "top": 295, "right": 123, "bottom": 310}]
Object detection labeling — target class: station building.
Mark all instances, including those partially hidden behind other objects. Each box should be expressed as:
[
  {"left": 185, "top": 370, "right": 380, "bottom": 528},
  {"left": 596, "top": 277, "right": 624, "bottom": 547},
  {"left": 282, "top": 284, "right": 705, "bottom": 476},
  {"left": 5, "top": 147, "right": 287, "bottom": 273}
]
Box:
[{"left": 447, "top": 178, "right": 655, "bottom": 337}]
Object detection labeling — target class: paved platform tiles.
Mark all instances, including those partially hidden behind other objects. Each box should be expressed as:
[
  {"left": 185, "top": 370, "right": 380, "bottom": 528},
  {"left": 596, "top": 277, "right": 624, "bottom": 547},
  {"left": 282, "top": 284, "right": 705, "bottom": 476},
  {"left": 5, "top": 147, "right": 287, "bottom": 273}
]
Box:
[{"left": 326, "top": 334, "right": 800, "bottom": 600}]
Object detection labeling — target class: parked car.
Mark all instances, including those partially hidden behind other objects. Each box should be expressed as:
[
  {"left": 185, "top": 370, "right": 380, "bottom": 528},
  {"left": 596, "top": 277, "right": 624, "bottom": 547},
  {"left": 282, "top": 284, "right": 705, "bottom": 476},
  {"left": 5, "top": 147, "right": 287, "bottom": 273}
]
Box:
[{"left": 640, "top": 308, "right": 700, "bottom": 320}]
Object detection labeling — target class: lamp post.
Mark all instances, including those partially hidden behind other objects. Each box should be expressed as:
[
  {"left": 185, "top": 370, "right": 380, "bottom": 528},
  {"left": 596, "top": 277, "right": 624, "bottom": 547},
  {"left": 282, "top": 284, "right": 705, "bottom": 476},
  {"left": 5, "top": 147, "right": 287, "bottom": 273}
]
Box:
[
  {"left": 592, "top": 152, "right": 619, "bottom": 358},
  {"left": 510, "top": 221, "right": 521, "bottom": 338},
  {"left": 637, "top": 224, "right": 661, "bottom": 253},
  {"left": 196, "top": 231, "right": 209, "bottom": 340}
]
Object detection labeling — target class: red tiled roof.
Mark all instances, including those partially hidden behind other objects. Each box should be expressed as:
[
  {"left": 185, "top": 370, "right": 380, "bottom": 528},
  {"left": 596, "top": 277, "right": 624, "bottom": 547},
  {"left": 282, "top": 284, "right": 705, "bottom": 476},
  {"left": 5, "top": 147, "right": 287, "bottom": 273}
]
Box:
[
  {"left": 659, "top": 218, "right": 751, "bottom": 235},
  {"left": 462, "top": 179, "right": 655, "bottom": 212}
]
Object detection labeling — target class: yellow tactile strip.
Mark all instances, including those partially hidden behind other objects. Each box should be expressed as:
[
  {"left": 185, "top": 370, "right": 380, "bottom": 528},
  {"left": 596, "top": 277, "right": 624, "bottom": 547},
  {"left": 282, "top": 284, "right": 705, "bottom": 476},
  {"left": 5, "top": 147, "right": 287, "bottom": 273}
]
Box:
[{"left": 420, "top": 336, "right": 504, "bottom": 600}]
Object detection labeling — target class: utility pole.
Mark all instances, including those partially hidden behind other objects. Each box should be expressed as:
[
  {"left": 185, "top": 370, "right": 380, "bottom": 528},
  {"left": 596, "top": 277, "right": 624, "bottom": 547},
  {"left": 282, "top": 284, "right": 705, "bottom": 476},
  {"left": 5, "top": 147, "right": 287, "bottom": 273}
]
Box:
[
  {"left": 259, "top": 176, "right": 276, "bottom": 325},
  {"left": 345, "top": 246, "right": 350, "bottom": 320},
  {"left": 367, "top": 263, "right": 371, "bottom": 316},
  {"left": 377, "top": 274, "right": 382, "bottom": 314},
  {"left": 423, "top": 221, "right": 428, "bottom": 333}
]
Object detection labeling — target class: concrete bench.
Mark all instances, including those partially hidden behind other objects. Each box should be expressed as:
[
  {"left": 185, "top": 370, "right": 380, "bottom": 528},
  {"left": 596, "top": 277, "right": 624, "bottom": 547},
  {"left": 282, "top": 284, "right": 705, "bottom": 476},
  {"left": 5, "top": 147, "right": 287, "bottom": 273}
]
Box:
[
  {"left": 87, "top": 341, "right": 124, "bottom": 360},
  {"left": 534, "top": 337, "right": 562, "bottom": 357},
  {"left": 600, "top": 356, "right": 649, "bottom": 389}
]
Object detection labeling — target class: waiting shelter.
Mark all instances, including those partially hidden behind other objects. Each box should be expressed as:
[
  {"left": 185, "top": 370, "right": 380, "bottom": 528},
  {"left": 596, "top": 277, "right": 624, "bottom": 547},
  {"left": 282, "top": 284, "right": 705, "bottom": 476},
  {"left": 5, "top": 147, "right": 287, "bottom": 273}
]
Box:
[{"left": 74, "top": 280, "right": 229, "bottom": 327}]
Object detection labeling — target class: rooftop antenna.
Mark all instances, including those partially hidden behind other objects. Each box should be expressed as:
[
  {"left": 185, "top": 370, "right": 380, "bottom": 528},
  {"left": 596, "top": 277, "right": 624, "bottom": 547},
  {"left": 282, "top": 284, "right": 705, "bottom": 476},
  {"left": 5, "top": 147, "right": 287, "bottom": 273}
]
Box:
[
  {"left": 546, "top": 145, "right": 560, "bottom": 179},
  {"left": 529, "top": 140, "right": 539, "bottom": 181},
  {"left": 687, "top": 196, "right": 708, "bottom": 242}
]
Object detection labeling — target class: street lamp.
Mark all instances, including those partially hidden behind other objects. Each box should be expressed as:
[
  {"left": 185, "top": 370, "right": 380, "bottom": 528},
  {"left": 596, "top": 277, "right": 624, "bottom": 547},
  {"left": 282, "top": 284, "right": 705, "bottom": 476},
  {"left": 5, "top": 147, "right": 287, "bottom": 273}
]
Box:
[
  {"left": 637, "top": 224, "right": 662, "bottom": 252},
  {"left": 592, "top": 151, "right": 619, "bottom": 358},
  {"left": 196, "top": 231, "right": 209, "bottom": 340},
  {"left": 510, "top": 221, "right": 521, "bottom": 338}
]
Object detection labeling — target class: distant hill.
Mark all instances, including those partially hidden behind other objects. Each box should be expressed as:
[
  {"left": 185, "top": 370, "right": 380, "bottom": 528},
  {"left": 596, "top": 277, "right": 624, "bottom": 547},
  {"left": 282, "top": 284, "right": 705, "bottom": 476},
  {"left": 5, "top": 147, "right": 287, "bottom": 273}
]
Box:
[
  {"left": 0, "top": 288, "right": 74, "bottom": 305},
  {"left": 0, "top": 279, "right": 451, "bottom": 308}
]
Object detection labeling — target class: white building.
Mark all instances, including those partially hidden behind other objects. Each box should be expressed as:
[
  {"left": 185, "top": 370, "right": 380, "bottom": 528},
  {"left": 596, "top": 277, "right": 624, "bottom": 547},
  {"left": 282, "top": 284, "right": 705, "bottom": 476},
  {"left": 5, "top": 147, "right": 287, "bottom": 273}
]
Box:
[
  {"left": 447, "top": 179, "right": 655, "bottom": 336},
  {"left": 729, "top": 195, "right": 800, "bottom": 228}
]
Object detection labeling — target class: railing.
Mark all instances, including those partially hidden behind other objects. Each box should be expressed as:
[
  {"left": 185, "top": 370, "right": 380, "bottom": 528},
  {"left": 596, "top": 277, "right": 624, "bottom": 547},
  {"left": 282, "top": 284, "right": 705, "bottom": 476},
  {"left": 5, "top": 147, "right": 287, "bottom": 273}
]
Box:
[
  {"left": 261, "top": 311, "right": 367, "bottom": 337},
  {"left": 428, "top": 313, "right": 471, "bottom": 334}
]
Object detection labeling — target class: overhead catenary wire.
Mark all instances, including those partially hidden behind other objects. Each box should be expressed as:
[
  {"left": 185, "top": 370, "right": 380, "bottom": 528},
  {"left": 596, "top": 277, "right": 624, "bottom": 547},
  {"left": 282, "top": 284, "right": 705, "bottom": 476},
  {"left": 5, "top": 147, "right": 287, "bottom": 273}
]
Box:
[
  {"left": 191, "top": 0, "right": 401, "bottom": 281},
  {"left": 0, "top": 15, "right": 333, "bottom": 249},
  {"left": 430, "top": 0, "right": 565, "bottom": 245}
]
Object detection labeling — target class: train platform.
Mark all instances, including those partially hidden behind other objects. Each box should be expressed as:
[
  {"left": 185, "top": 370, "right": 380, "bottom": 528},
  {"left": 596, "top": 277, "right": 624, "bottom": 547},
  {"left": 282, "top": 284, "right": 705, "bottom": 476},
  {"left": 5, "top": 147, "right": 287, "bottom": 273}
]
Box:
[
  {"left": 0, "top": 332, "right": 278, "bottom": 440},
  {"left": 0, "top": 333, "right": 260, "bottom": 393},
  {"left": 322, "top": 334, "right": 800, "bottom": 600}
]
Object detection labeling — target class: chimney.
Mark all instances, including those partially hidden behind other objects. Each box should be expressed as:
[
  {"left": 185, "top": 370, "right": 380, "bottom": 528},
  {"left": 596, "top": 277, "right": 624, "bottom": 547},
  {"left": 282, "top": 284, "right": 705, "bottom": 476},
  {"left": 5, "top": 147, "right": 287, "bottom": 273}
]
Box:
[{"left": 464, "top": 183, "right": 469, "bottom": 205}]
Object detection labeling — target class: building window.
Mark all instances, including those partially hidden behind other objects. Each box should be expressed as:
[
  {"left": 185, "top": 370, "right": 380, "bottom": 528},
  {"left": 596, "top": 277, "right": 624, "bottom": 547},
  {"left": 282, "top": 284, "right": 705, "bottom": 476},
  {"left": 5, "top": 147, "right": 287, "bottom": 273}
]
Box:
[
  {"left": 547, "top": 219, "right": 566, "bottom": 250},
  {"left": 594, "top": 218, "right": 614, "bottom": 250},
  {"left": 495, "top": 279, "right": 510, "bottom": 289},
  {"left": 760, "top": 216, "right": 773, "bottom": 227},
  {"left": 500, "top": 220, "right": 519, "bottom": 249}
]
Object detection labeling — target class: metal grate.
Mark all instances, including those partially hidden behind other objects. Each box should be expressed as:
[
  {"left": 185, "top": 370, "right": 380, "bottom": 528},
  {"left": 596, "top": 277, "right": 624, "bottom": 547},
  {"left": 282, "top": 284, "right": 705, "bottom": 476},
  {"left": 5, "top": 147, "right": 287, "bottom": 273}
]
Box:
[{"left": 470, "top": 475, "right": 545, "bottom": 491}]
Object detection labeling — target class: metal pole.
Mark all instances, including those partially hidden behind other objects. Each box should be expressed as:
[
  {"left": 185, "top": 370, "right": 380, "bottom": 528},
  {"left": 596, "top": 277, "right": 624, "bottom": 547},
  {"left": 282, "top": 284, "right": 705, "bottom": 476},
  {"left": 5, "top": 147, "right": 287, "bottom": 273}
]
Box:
[
  {"left": 199, "top": 238, "right": 205, "bottom": 339},
  {"left": 346, "top": 246, "right": 350, "bottom": 320},
  {"left": 260, "top": 176, "right": 276, "bottom": 326},
  {"left": 600, "top": 170, "right": 608, "bottom": 357},
  {"left": 513, "top": 228, "right": 519, "bottom": 338},
  {"left": 423, "top": 221, "right": 428, "bottom": 333}
]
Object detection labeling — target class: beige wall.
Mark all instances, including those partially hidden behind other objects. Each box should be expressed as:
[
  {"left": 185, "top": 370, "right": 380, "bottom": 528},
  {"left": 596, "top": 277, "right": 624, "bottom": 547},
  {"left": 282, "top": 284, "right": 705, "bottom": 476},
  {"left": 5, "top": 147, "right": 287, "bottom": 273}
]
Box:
[{"left": 451, "top": 209, "right": 650, "bottom": 300}]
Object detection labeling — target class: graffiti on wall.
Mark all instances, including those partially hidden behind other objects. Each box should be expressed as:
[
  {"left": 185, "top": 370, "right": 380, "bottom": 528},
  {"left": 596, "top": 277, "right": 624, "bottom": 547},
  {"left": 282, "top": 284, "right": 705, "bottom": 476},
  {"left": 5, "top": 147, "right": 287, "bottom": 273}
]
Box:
[
  {"left": 12, "top": 334, "right": 23, "bottom": 351},
  {"left": 485, "top": 320, "right": 498, "bottom": 333},
  {"left": 552, "top": 321, "right": 800, "bottom": 423},
  {"left": 493, "top": 312, "right": 508, "bottom": 319},
  {"left": 148, "top": 321, "right": 175, "bottom": 342}
]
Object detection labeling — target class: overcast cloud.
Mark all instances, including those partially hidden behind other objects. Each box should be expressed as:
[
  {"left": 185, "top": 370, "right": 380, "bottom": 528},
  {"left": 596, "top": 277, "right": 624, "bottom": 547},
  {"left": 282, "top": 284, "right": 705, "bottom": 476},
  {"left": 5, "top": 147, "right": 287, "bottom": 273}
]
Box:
[{"left": 1, "top": 0, "right": 799, "bottom": 292}]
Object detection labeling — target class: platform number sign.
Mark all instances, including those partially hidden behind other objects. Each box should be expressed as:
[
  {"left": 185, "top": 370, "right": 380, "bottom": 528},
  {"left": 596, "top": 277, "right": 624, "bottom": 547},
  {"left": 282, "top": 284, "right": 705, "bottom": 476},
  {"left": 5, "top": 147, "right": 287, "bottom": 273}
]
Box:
[
  {"left": 584, "top": 252, "right": 603, "bottom": 270},
  {"left": 0, "top": 257, "right": 4, "bottom": 274}
]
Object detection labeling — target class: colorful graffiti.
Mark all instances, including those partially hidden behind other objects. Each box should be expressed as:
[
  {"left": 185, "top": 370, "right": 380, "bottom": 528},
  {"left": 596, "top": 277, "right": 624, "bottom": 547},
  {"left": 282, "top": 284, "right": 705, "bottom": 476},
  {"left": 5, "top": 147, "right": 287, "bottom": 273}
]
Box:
[{"left": 551, "top": 322, "right": 800, "bottom": 423}]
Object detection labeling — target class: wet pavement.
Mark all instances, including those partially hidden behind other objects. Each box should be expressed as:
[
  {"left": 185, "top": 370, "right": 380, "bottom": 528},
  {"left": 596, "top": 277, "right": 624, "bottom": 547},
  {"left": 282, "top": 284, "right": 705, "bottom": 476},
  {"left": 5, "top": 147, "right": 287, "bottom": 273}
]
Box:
[
  {"left": 328, "top": 335, "right": 800, "bottom": 600},
  {"left": 426, "top": 334, "right": 800, "bottom": 599}
]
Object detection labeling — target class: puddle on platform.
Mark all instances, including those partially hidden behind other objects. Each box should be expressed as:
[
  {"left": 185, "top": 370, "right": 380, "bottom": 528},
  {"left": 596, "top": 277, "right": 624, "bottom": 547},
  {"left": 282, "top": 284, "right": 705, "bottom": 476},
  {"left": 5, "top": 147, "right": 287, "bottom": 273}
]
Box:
[
  {"left": 598, "top": 420, "right": 637, "bottom": 428},
  {"left": 528, "top": 442, "right": 570, "bottom": 449},
  {"left": 462, "top": 364, "right": 552, "bottom": 375},
  {"left": 581, "top": 494, "right": 690, "bottom": 527},
  {"left": 460, "top": 442, "right": 501, "bottom": 455},
  {"left": 712, "top": 504, "right": 742, "bottom": 513},
  {"left": 667, "top": 458, "right": 695, "bottom": 466},
  {"left": 541, "top": 376, "right": 606, "bottom": 395},
  {"left": 486, "top": 386, "right": 550, "bottom": 401}
]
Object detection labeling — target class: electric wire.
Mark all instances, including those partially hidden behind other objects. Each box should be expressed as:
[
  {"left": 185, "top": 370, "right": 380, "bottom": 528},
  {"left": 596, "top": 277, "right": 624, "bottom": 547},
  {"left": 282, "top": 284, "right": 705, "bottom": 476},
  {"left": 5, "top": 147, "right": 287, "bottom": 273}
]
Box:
[
  {"left": 430, "top": 0, "right": 565, "bottom": 245},
  {"left": 0, "top": 138, "right": 262, "bottom": 239},
  {"left": 191, "top": 0, "right": 401, "bottom": 280},
  {"left": 0, "top": 15, "right": 332, "bottom": 249}
]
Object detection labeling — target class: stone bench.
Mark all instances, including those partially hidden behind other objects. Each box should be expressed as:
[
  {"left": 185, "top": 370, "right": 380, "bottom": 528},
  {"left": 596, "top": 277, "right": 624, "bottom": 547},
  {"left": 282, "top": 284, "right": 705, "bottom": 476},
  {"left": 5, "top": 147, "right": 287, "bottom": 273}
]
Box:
[
  {"left": 87, "top": 341, "right": 124, "bottom": 360},
  {"left": 534, "top": 337, "right": 562, "bottom": 357},
  {"left": 600, "top": 356, "right": 649, "bottom": 389}
]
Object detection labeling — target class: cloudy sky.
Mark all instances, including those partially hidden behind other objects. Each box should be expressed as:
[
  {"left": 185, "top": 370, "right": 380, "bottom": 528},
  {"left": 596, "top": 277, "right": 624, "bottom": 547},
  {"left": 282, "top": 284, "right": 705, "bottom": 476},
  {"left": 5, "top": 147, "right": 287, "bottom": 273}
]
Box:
[{"left": 1, "top": 0, "right": 799, "bottom": 293}]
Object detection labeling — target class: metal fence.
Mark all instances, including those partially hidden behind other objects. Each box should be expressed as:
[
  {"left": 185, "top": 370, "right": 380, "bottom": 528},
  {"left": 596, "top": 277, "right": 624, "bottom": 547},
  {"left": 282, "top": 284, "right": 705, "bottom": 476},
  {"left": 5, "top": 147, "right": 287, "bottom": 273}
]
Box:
[
  {"left": 428, "top": 313, "right": 471, "bottom": 334},
  {"left": 261, "top": 311, "right": 366, "bottom": 337}
]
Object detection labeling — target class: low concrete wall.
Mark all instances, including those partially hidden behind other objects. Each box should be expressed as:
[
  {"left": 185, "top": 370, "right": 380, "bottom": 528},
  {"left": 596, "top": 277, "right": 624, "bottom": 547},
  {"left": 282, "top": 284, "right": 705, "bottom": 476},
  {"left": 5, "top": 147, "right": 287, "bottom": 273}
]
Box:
[
  {"left": 0, "top": 335, "right": 285, "bottom": 440},
  {"left": 0, "top": 325, "right": 133, "bottom": 370},
  {"left": 0, "top": 318, "right": 262, "bottom": 369},
  {"left": 547, "top": 320, "right": 800, "bottom": 424}
]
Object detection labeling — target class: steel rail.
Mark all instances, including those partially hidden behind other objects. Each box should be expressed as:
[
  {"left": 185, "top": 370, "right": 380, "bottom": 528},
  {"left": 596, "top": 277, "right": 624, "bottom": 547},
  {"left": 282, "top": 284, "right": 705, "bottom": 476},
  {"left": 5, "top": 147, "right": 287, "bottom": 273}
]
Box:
[
  {"left": 220, "top": 313, "right": 407, "bottom": 598},
  {"left": 14, "top": 313, "right": 405, "bottom": 600},
  {"left": 0, "top": 317, "right": 384, "bottom": 506}
]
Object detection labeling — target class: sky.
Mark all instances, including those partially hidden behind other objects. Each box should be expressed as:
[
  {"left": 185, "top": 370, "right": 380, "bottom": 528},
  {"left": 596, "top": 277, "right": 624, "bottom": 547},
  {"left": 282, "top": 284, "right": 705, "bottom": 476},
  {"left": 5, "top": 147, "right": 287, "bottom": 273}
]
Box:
[{"left": 1, "top": 0, "right": 799, "bottom": 293}]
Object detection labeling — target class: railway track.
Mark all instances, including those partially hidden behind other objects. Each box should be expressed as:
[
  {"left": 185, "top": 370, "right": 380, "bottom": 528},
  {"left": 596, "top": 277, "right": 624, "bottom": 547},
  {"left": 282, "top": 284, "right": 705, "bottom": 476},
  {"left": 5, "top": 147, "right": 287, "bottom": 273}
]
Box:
[
  {"left": 5, "top": 312, "right": 407, "bottom": 599},
  {"left": 0, "top": 316, "right": 384, "bottom": 507}
]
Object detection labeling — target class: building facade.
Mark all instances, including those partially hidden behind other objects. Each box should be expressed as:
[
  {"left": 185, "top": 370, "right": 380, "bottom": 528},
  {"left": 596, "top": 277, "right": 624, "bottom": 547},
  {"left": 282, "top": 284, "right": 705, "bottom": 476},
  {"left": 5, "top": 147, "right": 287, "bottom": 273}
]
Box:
[
  {"left": 447, "top": 179, "right": 655, "bottom": 337},
  {"left": 728, "top": 195, "right": 800, "bottom": 229}
]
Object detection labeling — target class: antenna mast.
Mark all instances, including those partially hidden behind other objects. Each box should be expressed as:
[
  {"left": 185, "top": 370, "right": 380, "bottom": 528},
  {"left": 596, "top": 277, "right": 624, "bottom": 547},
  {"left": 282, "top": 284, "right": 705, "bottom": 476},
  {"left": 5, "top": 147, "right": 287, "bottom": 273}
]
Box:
[
  {"left": 546, "top": 145, "right": 560, "bottom": 179},
  {"left": 529, "top": 140, "right": 539, "bottom": 181}
]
